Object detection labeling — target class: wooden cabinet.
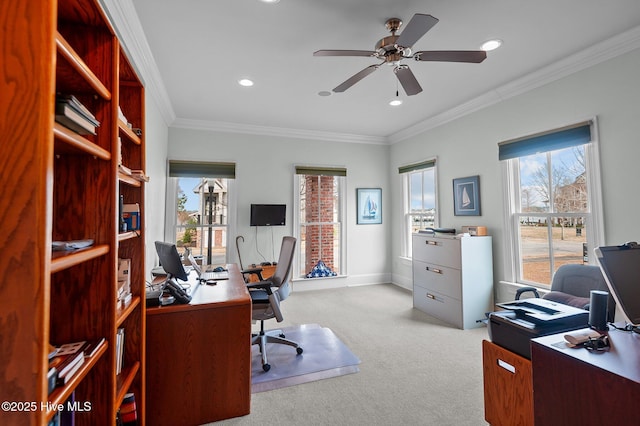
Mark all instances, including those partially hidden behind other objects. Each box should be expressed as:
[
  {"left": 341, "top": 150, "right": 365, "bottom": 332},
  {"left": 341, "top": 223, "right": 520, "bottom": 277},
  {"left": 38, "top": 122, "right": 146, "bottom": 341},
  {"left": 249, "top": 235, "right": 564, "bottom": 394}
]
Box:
[
  {"left": 482, "top": 340, "right": 533, "bottom": 426},
  {"left": 1, "top": 0, "right": 145, "bottom": 424},
  {"left": 531, "top": 328, "right": 640, "bottom": 426},
  {"left": 412, "top": 234, "right": 493, "bottom": 329}
]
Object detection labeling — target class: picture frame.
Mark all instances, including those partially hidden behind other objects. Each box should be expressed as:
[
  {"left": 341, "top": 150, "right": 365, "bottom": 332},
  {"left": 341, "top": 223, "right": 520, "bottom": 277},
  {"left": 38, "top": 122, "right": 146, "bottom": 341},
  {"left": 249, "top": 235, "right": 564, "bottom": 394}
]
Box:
[
  {"left": 356, "top": 188, "right": 382, "bottom": 224},
  {"left": 453, "top": 175, "right": 481, "bottom": 216}
]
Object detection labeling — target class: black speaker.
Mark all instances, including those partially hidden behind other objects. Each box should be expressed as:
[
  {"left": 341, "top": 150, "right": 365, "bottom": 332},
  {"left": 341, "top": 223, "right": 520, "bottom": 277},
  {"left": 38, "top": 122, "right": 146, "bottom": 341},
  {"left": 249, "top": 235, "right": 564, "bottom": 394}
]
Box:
[{"left": 589, "top": 290, "right": 609, "bottom": 331}]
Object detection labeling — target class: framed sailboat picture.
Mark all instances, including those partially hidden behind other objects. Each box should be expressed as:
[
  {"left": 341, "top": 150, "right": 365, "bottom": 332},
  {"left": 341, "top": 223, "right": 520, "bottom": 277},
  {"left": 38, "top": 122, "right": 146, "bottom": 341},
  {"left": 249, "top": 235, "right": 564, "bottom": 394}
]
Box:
[
  {"left": 453, "top": 175, "right": 481, "bottom": 216},
  {"left": 357, "top": 188, "right": 382, "bottom": 224}
]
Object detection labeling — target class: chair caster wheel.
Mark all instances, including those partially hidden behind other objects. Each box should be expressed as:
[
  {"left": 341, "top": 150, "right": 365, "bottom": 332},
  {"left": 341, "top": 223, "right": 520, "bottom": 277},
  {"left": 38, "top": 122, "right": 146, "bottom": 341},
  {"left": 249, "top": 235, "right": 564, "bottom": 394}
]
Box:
[
  {"left": 262, "top": 363, "right": 271, "bottom": 372},
  {"left": 296, "top": 347, "right": 303, "bottom": 355}
]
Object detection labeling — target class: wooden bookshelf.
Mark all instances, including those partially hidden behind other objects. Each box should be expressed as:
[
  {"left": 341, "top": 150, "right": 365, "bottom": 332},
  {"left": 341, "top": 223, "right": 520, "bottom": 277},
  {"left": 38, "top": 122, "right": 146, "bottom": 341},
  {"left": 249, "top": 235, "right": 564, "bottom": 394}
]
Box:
[{"left": 0, "top": 0, "right": 146, "bottom": 424}]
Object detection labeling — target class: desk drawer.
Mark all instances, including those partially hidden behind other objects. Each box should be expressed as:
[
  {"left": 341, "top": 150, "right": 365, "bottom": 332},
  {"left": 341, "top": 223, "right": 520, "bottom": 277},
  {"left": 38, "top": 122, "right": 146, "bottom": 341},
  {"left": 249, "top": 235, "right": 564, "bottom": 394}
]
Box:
[
  {"left": 413, "top": 286, "right": 462, "bottom": 328},
  {"left": 482, "top": 340, "right": 533, "bottom": 426},
  {"left": 412, "top": 235, "right": 461, "bottom": 269},
  {"left": 413, "top": 260, "right": 462, "bottom": 300}
]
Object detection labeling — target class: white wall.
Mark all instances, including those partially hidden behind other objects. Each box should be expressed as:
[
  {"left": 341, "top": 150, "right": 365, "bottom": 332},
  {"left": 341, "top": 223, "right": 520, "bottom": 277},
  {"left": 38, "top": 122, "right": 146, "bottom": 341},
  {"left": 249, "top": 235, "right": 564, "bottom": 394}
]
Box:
[
  {"left": 144, "top": 93, "right": 169, "bottom": 279},
  {"left": 145, "top": 46, "right": 640, "bottom": 300},
  {"left": 390, "top": 48, "right": 640, "bottom": 301},
  {"left": 167, "top": 128, "right": 391, "bottom": 289}
]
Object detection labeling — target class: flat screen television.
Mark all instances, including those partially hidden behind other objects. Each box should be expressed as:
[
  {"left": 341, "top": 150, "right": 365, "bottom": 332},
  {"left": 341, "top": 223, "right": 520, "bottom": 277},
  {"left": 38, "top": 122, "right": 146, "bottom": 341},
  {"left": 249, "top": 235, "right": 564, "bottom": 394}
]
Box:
[
  {"left": 595, "top": 242, "right": 640, "bottom": 326},
  {"left": 250, "top": 204, "right": 286, "bottom": 226}
]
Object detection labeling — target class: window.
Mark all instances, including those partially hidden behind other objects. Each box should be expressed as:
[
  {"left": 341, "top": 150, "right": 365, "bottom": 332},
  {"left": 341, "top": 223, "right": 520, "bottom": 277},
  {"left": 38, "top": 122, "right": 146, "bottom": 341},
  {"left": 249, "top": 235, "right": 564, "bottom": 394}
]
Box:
[
  {"left": 165, "top": 161, "right": 236, "bottom": 266},
  {"left": 499, "top": 121, "right": 604, "bottom": 286},
  {"left": 399, "top": 159, "right": 438, "bottom": 257},
  {"left": 293, "top": 166, "right": 346, "bottom": 278}
]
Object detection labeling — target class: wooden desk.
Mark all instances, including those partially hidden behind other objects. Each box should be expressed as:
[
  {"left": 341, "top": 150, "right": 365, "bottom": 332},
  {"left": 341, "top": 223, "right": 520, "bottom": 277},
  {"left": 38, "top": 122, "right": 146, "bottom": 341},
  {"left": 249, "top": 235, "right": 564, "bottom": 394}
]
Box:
[
  {"left": 531, "top": 326, "right": 640, "bottom": 426},
  {"left": 145, "top": 264, "right": 251, "bottom": 425}
]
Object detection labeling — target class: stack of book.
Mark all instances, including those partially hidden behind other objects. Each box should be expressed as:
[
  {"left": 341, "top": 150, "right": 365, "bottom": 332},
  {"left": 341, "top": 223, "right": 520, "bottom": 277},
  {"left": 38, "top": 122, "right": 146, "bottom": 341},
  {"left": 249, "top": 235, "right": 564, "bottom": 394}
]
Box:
[
  {"left": 48, "top": 339, "right": 106, "bottom": 389},
  {"left": 55, "top": 94, "right": 100, "bottom": 135}
]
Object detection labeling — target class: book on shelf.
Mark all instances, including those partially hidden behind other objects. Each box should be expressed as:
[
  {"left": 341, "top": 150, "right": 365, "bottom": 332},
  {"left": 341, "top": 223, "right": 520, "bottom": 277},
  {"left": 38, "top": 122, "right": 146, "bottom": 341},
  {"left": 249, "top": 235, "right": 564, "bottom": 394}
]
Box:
[
  {"left": 83, "top": 338, "right": 106, "bottom": 358},
  {"left": 49, "top": 350, "right": 84, "bottom": 386},
  {"left": 55, "top": 95, "right": 100, "bottom": 135},
  {"left": 119, "top": 164, "right": 132, "bottom": 175},
  {"left": 57, "top": 94, "right": 97, "bottom": 121},
  {"left": 116, "top": 328, "right": 125, "bottom": 375},
  {"left": 130, "top": 170, "right": 150, "bottom": 182}
]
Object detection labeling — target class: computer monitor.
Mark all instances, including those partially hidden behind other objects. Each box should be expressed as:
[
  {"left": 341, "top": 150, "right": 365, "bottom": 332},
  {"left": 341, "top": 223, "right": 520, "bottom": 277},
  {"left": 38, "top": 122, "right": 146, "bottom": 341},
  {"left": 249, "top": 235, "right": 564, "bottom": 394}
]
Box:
[
  {"left": 594, "top": 242, "right": 640, "bottom": 326},
  {"left": 154, "top": 241, "right": 188, "bottom": 281}
]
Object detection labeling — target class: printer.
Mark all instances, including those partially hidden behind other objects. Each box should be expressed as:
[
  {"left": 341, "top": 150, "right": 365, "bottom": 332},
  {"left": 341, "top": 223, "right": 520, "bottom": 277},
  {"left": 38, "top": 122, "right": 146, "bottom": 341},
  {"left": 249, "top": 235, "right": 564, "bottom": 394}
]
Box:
[{"left": 487, "top": 298, "right": 589, "bottom": 359}]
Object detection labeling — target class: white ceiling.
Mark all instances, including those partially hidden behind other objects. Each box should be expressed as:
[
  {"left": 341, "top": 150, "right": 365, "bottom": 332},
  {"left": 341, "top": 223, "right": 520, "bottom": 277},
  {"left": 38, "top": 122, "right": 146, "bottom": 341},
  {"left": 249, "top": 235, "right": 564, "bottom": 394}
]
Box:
[{"left": 129, "top": 0, "right": 640, "bottom": 143}]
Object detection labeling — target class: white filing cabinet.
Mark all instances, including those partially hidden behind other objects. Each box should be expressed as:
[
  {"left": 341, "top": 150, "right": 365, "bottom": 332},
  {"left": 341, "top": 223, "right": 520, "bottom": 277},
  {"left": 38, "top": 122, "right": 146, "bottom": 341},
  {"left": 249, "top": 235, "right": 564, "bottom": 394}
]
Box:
[{"left": 412, "top": 233, "right": 493, "bottom": 329}]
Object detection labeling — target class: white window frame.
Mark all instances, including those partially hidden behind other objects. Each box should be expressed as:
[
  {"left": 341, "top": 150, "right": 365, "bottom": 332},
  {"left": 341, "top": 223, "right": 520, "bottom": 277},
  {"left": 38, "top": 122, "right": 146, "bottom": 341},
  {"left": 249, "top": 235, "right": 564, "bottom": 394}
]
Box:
[
  {"left": 400, "top": 158, "right": 438, "bottom": 258},
  {"left": 164, "top": 164, "right": 237, "bottom": 264},
  {"left": 292, "top": 167, "right": 347, "bottom": 279},
  {"left": 500, "top": 118, "right": 605, "bottom": 286}
]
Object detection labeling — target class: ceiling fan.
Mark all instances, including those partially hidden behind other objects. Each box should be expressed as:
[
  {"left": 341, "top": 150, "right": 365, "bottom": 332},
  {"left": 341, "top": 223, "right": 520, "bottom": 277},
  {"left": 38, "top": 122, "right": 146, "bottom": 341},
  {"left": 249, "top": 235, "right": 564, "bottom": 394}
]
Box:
[{"left": 313, "top": 13, "right": 487, "bottom": 96}]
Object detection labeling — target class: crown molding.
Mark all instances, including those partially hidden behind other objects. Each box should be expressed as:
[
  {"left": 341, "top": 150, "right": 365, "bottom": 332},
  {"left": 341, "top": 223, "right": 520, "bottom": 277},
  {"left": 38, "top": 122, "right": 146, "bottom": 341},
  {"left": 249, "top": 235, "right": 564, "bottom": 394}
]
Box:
[
  {"left": 102, "top": 2, "right": 640, "bottom": 146},
  {"left": 171, "top": 118, "right": 388, "bottom": 145},
  {"left": 99, "top": 0, "right": 176, "bottom": 126},
  {"left": 388, "top": 25, "right": 640, "bottom": 144}
]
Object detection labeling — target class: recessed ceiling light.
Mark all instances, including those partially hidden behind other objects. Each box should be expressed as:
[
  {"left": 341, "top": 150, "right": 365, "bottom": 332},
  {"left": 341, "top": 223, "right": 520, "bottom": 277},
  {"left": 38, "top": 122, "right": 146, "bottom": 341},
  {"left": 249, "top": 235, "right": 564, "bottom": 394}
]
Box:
[
  {"left": 389, "top": 99, "right": 403, "bottom": 107},
  {"left": 259, "top": 0, "right": 280, "bottom": 3},
  {"left": 318, "top": 91, "right": 332, "bottom": 97},
  {"left": 481, "top": 39, "right": 502, "bottom": 51},
  {"left": 238, "top": 78, "right": 254, "bottom": 87}
]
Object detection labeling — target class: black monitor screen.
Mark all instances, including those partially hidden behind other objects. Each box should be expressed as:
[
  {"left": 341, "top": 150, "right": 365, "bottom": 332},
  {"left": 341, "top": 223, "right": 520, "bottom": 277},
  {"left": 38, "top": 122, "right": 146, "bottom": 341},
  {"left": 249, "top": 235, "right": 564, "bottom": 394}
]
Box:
[
  {"left": 595, "top": 243, "right": 640, "bottom": 326},
  {"left": 250, "top": 204, "right": 286, "bottom": 226},
  {"left": 155, "top": 241, "right": 188, "bottom": 281}
]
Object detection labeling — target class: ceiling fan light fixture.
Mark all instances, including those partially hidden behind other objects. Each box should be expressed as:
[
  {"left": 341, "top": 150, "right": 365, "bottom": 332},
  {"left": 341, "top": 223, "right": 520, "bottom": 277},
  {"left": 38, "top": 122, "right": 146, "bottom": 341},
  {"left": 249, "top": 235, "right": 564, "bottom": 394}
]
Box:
[
  {"left": 238, "top": 78, "right": 254, "bottom": 87},
  {"left": 481, "top": 39, "right": 502, "bottom": 51}
]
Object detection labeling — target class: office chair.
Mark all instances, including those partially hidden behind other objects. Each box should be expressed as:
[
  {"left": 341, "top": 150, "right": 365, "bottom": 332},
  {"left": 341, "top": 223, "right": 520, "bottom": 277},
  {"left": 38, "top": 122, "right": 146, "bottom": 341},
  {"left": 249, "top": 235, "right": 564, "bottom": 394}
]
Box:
[
  {"left": 516, "top": 263, "right": 616, "bottom": 322},
  {"left": 247, "top": 236, "right": 303, "bottom": 372}
]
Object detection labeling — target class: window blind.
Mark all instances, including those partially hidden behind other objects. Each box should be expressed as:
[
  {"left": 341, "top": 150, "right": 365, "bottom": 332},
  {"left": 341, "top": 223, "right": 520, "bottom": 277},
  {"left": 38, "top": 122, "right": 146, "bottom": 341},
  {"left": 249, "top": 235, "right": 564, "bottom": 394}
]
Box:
[
  {"left": 295, "top": 166, "right": 347, "bottom": 177},
  {"left": 398, "top": 159, "right": 436, "bottom": 174},
  {"left": 498, "top": 121, "right": 592, "bottom": 161},
  {"left": 168, "top": 160, "right": 236, "bottom": 178}
]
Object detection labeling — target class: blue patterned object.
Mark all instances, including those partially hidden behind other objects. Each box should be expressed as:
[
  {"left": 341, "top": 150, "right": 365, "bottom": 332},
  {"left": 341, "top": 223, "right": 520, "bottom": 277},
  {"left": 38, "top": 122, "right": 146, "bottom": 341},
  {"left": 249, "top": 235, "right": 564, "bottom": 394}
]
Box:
[{"left": 306, "top": 260, "right": 337, "bottom": 278}]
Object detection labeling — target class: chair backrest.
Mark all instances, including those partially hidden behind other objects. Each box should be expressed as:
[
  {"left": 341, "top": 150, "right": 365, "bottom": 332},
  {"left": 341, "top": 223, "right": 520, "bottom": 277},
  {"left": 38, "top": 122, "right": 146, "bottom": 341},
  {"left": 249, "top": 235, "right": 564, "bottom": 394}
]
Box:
[
  {"left": 270, "top": 236, "right": 296, "bottom": 301},
  {"left": 551, "top": 264, "right": 608, "bottom": 297}
]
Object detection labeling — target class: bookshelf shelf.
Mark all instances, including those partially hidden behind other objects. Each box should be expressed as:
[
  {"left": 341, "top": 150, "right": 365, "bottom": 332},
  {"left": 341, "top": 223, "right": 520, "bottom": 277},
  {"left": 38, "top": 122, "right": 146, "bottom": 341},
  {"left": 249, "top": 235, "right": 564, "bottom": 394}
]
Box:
[
  {"left": 51, "top": 244, "right": 110, "bottom": 274},
  {"left": 119, "top": 171, "right": 142, "bottom": 187},
  {"left": 119, "top": 120, "right": 142, "bottom": 145},
  {"left": 116, "top": 296, "right": 141, "bottom": 328},
  {"left": 54, "top": 123, "right": 111, "bottom": 159},
  {"left": 55, "top": 32, "right": 111, "bottom": 100},
  {"left": 116, "top": 361, "right": 141, "bottom": 406}
]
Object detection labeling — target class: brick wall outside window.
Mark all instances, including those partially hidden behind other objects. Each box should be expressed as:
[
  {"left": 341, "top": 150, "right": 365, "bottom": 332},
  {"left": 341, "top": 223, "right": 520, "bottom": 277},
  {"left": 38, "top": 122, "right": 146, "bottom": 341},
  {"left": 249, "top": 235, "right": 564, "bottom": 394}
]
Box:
[{"left": 304, "top": 175, "right": 336, "bottom": 274}]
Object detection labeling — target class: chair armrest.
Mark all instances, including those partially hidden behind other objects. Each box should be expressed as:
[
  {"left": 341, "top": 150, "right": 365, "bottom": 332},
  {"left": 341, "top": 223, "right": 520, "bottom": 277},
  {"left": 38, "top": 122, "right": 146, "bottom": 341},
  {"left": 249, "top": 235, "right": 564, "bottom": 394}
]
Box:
[
  {"left": 247, "top": 280, "right": 274, "bottom": 294},
  {"left": 515, "top": 286, "right": 540, "bottom": 300},
  {"left": 242, "top": 266, "right": 264, "bottom": 281}
]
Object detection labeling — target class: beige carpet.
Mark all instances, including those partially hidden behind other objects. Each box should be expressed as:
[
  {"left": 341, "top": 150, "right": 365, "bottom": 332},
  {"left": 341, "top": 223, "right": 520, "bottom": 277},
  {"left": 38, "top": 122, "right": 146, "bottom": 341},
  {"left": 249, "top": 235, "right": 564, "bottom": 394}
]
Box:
[{"left": 212, "top": 283, "right": 489, "bottom": 426}]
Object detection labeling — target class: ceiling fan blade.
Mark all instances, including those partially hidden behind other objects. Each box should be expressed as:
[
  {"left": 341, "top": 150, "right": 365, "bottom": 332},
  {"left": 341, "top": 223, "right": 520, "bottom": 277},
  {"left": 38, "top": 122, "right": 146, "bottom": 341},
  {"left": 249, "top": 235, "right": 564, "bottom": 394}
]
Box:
[
  {"left": 414, "top": 50, "right": 487, "bottom": 63},
  {"left": 333, "top": 64, "right": 379, "bottom": 92},
  {"left": 395, "top": 66, "right": 423, "bottom": 96},
  {"left": 314, "top": 50, "right": 377, "bottom": 57},
  {"left": 396, "top": 14, "right": 439, "bottom": 47}
]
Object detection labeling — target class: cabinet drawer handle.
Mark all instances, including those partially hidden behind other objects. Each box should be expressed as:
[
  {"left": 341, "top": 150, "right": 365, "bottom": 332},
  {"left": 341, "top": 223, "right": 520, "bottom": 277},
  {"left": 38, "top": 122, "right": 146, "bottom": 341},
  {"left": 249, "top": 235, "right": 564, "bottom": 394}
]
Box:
[
  {"left": 426, "top": 293, "right": 436, "bottom": 300},
  {"left": 497, "top": 359, "right": 516, "bottom": 374},
  {"left": 425, "top": 266, "right": 442, "bottom": 274},
  {"left": 425, "top": 240, "right": 438, "bottom": 246}
]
